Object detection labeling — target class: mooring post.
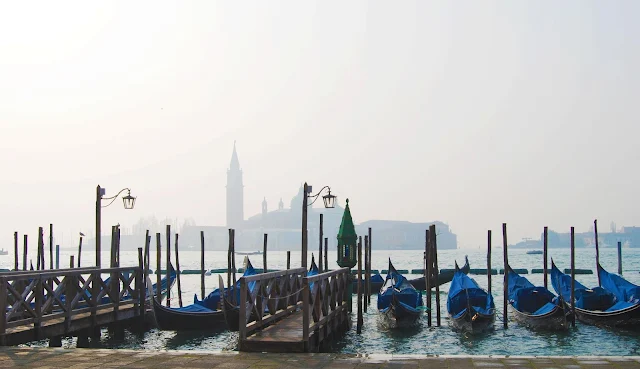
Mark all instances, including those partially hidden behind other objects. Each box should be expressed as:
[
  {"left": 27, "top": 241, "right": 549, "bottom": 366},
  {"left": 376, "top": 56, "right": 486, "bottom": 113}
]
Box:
[
  {"left": 55, "top": 245, "right": 60, "bottom": 269},
  {"left": 13, "top": 232, "right": 18, "bottom": 270},
  {"left": 324, "top": 238, "right": 328, "bottom": 272},
  {"left": 166, "top": 225, "right": 171, "bottom": 307},
  {"left": 201, "top": 231, "right": 205, "bottom": 300},
  {"left": 571, "top": 226, "right": 576, "bottom": 327},
  {"left": 49, "top": 224, "right": 53, "bottom": 270},
  {"left": 543, "top": 226, "right": 548, "bottom": 289},
  {"left": 22, "top": 235, "right": 27, "bottom": 271},
  {"left": 357, "top": 236, "right": 363, "bottom": 334},
  {"left": 227, "top": 229, "right": 232, "bottom": 295},
  {"left": 502, "top": 222, "right": 508, "bottom": 329},
  {"left": 363, "top": 235, "right": 368, "bottom": 312},
  {"left": 156, "top": 233, "right": 162, "bottom": 301},
  {"left": 618, "top": 241, "right": 623, "bottom": 275},
  {"left": 144, "top": 231, "right": 150, "bottom": 296},
  {"left": 425, "top": 229, "right": 432, "bottom": 327},
  {"left": 368, "top": 227, "right": 372, "bottom": 305},
  {"left": 175, "top": 233, "right": 183, "bottom": 307},
  {"left": 319, "top": 214, "right": 323, "bottom": 272},
  {"left": 263, "top": 233, "right": 268, "bottom": 273},
  {"left": 37, "top": 227, "right": 43, "bottom": 270},
  {"left": 430, "top": 224, "right": 441, "bottom": 326},
  {"left": 78, "top": 235, "right": 83, "bottom": 268},
  {"left": 137, "top": 247, "right": 145, "bottom": 318},
  {"left": 487, "top": 230, "right": 492, "bottom": 295},
  {"left": 231, "top": 229, "right": 237, "bottom": 288}
]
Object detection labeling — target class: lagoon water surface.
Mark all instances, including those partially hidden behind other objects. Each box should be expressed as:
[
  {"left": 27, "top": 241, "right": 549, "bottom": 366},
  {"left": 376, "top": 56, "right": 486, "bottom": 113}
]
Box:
[{"left": 5, "top": 247, "right": 640, "bottom": 356}]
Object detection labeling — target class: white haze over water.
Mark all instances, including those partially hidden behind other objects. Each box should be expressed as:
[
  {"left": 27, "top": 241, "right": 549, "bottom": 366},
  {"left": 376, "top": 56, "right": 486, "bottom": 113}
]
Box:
[{"left": 1, "top": 1, "right": 639, "bottom": 249}]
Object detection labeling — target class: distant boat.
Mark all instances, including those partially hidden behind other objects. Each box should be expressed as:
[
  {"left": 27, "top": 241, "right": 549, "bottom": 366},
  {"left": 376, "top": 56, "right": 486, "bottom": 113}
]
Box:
[
  {"left": 236, "top": 251, "right": 263, "bottom": 256},
  {"left": 0, "top": 249, "right": 7, "bottom": 256},
  {"left": 526, "top": 250, "right": 543, "bottom": 255}
]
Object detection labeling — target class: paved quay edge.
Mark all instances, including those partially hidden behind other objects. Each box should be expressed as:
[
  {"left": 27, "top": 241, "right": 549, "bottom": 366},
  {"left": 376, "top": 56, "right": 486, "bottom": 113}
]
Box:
[{"left": 1, "top": 347, "right": 640, "bottom": 368}]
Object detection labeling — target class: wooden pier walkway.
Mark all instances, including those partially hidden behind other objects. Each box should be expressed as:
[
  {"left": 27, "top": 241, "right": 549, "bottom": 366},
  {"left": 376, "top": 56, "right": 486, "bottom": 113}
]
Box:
[
  {"left": 0, "top": 265, "right": 145, "bottom": 346},
  {"left": 238, "top": 267, "right": 351, "bottom": 353}
]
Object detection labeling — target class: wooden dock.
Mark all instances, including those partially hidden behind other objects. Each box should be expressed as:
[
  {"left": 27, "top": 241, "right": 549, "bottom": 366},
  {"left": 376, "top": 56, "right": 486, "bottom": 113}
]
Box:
[
  {"left": 238, "top": 267, "right": 351, "bottom": 353},
  {"left": 0, "top": 265, "right": 145, "bottom": 346}
]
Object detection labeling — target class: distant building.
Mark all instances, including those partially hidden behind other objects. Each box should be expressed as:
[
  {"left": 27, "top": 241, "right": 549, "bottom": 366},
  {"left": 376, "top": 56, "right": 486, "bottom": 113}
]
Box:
[
  {"left": 226, "top": 141, "right": 244, "bottom": 229},
  {"left": 511, "top": 226, "right": 640, "bottom": 249},
  {"left": 123, "top": 143, "right": 459, "bottom": 251}
]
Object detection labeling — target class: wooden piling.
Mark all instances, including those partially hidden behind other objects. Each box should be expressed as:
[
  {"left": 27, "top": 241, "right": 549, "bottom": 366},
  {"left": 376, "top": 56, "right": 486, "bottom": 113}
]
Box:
[
  {"left": 78, "top": 235, "right": 83, "bottom": 268},
  {"left": 594, "top": 219, "right": 600, "bottom": 286},
  {"left": 13, "top": 232, "right": 18, "bottom": 270},
  {"left": 144, "top": 230, "right": 150, "bottom": 293},
  {"left": 166, "top": 225, "right": 171, "bottom": 307},
  {"left": 156, "top": 233, "right": 162, "bottom": 301},
  {"left": 425, "top": 229, "right": 432, "bottom": 326},
  {"left": 263, "top": 234, "right": 268, "bottom": 274},
  {"left": 543, "top": 226, "right": 548, "bottom": 290},
  {"left": 138, "top": 247, "right": 145, "bottom": 317},
  {"left": 55, "top": 245, "right": 60, "bottom": 269},
  {"left": 618, "top": 241, "right": 623, "bottom": 275},
  {"left": 502, "top": 223, "right": 508, "bottom": 329},
  {"left": 70, "top": 255, "right": 74, "bottom": 269},
  {"left": 110, "top": 226, "right": 116, "bottom": 268},
  {"left": 37, "top": 227, "right": 42, "bottom": 270},
  {"left": 366, "top": 235, "right": 370, "bottom": 305},
  {"left": 49, "top": 224, "right": 53, "bottom": 270},
  {"left": 570, "top": 226, "right": 576, "bottom": 327},
  {"left": 430, "top": 224, "right": 441, "bottom": 326},
  {"left": 357, "top": 236, "right": 363, "bottom": 334},
  {"left": 363, "top": 235, "right": 368, "bottom": 313},
  {"left": 22, "top": 235, "right": 27, "bottom": 271},
  {"left": 201, "top": 231, "right": 205, "bottom": 300},
  {"left": 174, "top": 233, "right": 183, "bottom": 307},
  {"left": 227, "top": 229, "right": 232, "bottom": 294},
  {"left": 487, "top": 230, "right": 492, "bottom": 295},
  {"left": 287, "top": 251, "right": 291, "bottom": 270},
  {"left": 319, "top": 214, "right": 323, "bottom": 272},
  {"left": 231, "top": 229, "right": 237, "bottom": 287},
  {"left": 116, "top": 226, "right": 121, "bottom": 267},
  {"left": 324, "top": 238, "right": 328, "bottom": 272},
  {"left": 368, "top": 227, "right": 372, "bottom": 305}
]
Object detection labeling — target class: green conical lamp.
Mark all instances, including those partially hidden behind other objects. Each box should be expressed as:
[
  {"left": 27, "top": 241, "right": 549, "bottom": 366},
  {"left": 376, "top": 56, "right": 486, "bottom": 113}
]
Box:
[{"left": 337, "top": 199, "right": 358, "bottom": 268}]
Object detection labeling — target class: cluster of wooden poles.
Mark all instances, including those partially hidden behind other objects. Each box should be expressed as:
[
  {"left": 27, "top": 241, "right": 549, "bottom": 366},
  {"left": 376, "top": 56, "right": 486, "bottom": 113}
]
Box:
[{"left": 11, "top": 224, "right": 80, "bottom": 271}]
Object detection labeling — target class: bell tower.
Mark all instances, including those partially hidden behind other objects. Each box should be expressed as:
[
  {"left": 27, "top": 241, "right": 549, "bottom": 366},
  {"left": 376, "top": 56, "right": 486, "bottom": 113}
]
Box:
[{"left": 226, "top": 141, "right": 244, "bottom": 229}]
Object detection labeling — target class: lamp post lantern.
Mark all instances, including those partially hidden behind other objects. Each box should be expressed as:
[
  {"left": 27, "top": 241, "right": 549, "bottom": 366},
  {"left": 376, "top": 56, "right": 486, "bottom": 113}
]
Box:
[
  {"left": 302, "top": 182, "right": 336, "bottom": 269},
  {"left": 96, "top": 185, "right": 136, "bottom": 268}
]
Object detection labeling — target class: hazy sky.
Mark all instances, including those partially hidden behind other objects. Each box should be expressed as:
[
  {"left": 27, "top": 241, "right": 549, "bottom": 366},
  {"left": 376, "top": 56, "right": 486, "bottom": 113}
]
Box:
[{"left": 1, "top": 1, "right": 639, "bottom": 249}]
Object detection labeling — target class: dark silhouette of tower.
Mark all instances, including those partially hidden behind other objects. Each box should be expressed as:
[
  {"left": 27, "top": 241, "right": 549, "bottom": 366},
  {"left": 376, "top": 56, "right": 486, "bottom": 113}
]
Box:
[{"left": 226, "top": 141, "right": 244, "bottom": 229}]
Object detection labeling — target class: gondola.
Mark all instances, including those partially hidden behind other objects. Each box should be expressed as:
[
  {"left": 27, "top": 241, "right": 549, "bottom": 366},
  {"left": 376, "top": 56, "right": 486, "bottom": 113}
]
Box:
[
  {"left": 152, "top": 296, "right": 225, "bottom": 331},
  {"left": 377, "top": 259, "right": 423, "bottom": 328},
  {"left": 352, "top": 256, "right": 471, "bottom": 293},
  {"left": 152, "top": 262, "right": 251, "bottom": 331},
  {"left": 550, "top": 260, "right": 640, "bottom": 327},
  {"left": 447, "top": 261, "right": 495, "bottom": 334},
  {"left": 507, "top": 265, "right": 570, "bottom": 330}
]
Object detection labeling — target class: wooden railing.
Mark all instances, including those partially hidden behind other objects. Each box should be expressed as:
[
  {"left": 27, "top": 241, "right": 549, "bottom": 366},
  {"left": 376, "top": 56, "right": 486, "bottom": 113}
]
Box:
[
  {"left": 238, "top": 267, "right": 306, "bottom": 341},
  {"left": 0, "top": 266, "right": 144, "bottom": 337},
  {"left": 302, "top": 267, "right": 350, "bottom": 349},
  {"left": 238, "top": 266, "right": 351, "bottom": 350}
]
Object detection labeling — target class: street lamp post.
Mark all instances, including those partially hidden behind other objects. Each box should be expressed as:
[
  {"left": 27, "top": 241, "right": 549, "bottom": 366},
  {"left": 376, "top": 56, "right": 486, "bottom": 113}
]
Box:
[
  {"left": 96, "top": 185, "right": 136, "bottom": 268},
  {"left": 301, "top": 182, "right": 336, "bottom": 269}
]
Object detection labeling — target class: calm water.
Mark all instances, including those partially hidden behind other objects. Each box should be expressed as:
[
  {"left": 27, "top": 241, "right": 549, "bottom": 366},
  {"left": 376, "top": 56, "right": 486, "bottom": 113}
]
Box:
[{"left": 4, "top": 246, "right": 640, "bottom": 355}]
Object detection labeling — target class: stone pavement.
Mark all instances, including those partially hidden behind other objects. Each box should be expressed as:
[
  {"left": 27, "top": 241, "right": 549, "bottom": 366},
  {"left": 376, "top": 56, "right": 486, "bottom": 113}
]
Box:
[{"left": 1, "top": 347, "right": 640, "bottom": 368}]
